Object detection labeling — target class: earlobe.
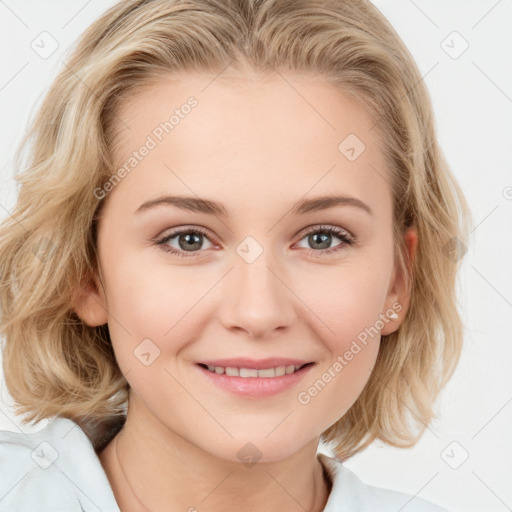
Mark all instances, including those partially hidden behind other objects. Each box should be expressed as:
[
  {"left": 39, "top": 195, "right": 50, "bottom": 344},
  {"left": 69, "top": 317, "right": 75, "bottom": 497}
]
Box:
[
  {"left": 381, "top": 225, "right": 418, "bottom": 336},
  {"left": 72, "top": 274, "right": 109, "bottom": 327}
]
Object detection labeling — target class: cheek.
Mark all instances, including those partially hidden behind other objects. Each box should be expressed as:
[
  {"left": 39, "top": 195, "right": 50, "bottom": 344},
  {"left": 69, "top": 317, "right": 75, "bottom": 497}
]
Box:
[
  {"left": 297, "top": 341, "right": 380, "bottom": 433},
  {"left": 101, "top": 252, "right": 212, "bottom": 365},
  {"left": 294, "top": 270, "right": 384, "bottom": 427},
  {"left": 294, "top": 261, "right": 391, "bottom": 350},
  {"left": 290, "top": 261, "right": 388, "bottom": 419}
]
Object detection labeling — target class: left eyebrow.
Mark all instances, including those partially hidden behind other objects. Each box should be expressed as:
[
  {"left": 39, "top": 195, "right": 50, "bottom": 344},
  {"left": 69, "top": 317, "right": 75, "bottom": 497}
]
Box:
[
  {"left": 291, "top": 195, "right": 373, "bottom": 217},
  {"left": 134, "top": 194, "right": 373, "bottom": 217}
]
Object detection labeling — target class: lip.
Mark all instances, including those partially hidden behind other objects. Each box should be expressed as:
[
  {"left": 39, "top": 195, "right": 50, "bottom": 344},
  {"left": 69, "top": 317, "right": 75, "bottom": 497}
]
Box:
[
  {"left": 195, "top": 360, "right": 315, "bottom": 398},
  {"left": 197, "top": 358, "right": 312, "bottom": 370}
]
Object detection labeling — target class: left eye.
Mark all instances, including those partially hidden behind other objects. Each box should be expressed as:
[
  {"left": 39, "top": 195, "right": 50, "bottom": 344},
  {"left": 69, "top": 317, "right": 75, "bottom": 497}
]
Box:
[{"left": 295, "top": 226, "right": 354, "bottom": 252}]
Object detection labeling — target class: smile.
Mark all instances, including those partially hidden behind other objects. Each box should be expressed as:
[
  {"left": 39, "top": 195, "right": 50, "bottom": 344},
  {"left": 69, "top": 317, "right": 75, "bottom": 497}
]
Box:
[
  {"left": 200, "top": 363, "right": 309, "bottom": 378},
  {"left": 196, "top": 362, "right": 315, "bottom": 398}
]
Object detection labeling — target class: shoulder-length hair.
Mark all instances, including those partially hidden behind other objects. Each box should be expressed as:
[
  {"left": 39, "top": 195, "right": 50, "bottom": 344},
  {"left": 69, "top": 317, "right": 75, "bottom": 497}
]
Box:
[{"left": 0, "top": 0, "right": 472, "bottom": 457}]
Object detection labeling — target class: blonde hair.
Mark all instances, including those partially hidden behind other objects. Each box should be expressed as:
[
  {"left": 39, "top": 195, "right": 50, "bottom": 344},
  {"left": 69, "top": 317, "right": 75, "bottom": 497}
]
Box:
[{"left": 0, "top": 0, "right": 472, "bottom": 457}]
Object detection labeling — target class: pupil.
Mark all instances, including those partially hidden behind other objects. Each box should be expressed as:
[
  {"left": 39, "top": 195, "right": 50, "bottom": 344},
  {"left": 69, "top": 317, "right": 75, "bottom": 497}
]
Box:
[
  {"left": 311, "top": 233, "right": 330, "bottom": 249},
  {"left": 179, "top": 233, "right": 202, "bottom": 251}
]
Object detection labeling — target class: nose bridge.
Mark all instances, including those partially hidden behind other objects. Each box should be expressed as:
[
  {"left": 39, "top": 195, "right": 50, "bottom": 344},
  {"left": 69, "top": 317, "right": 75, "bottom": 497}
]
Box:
[{"left": 219, "top": 238, "right": 296, "bottom": 337}]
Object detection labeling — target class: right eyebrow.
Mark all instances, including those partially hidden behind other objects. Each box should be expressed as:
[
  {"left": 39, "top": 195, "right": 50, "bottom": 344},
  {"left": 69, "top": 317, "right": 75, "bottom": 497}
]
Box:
[{"left": 135, "top": 195, "right": 229, "bottom": 217}]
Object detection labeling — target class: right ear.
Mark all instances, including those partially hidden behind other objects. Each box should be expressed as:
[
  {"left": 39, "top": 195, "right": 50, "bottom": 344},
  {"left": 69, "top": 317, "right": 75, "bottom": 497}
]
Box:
[{"left": 72, "top": 274, "right": 109, "bottom": 327}]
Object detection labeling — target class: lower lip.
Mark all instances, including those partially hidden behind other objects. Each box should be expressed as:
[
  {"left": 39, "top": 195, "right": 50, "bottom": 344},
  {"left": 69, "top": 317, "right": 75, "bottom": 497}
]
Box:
[{"left": 196, "top": 364, "right": 314, "bottom": 398}]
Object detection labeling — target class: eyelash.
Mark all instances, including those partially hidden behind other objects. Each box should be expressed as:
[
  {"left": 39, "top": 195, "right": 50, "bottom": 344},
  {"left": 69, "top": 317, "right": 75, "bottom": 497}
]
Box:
[{"left": 155, "top": 224, "right": 355, "bottom": 259}]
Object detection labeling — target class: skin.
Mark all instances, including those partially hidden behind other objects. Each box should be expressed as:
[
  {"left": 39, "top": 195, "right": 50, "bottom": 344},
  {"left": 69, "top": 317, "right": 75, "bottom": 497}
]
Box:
[{"left": 74, "top": 70, "right": 417, "bottom": 512}]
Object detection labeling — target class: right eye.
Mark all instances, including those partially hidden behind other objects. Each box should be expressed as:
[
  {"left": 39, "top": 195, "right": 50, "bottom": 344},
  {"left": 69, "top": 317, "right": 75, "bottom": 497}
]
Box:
[{"left": 155, "top": 226, "right": 217, "bottom": 257}]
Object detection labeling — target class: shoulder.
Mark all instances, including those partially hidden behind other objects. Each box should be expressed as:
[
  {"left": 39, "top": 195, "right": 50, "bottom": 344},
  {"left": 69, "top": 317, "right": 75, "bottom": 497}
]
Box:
[
  {"left": 318, "top": 453, "right": 449, "bottom": 512},
  {"left": 0, "top": 416, "right": 120, "bottom": 512}
]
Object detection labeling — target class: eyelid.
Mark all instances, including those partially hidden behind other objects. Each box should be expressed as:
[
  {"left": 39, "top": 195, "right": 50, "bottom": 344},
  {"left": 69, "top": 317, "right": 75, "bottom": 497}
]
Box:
[
  {"left": 295, "top": 223, "right": 356, "bottom": 243},
  {"left": 154, "top": 225, "right": 220, "bottom": 251}
]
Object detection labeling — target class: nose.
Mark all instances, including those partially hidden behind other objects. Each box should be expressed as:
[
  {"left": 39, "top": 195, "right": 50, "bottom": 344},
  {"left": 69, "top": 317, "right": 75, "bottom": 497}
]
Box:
[{"left": 217, "top": 248, "right": 297, "bottom": 339}]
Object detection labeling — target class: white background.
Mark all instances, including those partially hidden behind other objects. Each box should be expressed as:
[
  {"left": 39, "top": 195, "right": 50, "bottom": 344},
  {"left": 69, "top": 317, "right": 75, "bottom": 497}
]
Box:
[{"left": 0, "top": 1, "right": 511, "bottom": 511}]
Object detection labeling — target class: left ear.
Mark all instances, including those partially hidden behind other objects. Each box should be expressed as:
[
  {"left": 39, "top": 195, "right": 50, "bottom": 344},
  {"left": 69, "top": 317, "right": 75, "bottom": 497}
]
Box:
[{"left": 380, "top": 225, "right": 418, "bottom": 336}]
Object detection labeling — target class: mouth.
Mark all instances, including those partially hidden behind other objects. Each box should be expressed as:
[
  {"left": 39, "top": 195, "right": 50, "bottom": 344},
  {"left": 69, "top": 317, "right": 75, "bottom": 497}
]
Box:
[
  {"left": 195, "top": 361, "right": 315, "bottom": 398},
  {"left": 197, "top": 362, "right": 314, "bottom": 378}
]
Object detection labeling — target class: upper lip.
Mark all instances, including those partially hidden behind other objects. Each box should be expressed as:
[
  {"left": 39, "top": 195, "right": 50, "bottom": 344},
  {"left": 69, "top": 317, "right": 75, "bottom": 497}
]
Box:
[{"left": 197, "top": 358, "right": 313, "bottom": 370}]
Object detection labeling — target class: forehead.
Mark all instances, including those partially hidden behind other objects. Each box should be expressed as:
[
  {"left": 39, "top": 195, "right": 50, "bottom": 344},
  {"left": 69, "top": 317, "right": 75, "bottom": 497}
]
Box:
[{"left": 105, "top": 71, "right": 391, "bottom": 216}]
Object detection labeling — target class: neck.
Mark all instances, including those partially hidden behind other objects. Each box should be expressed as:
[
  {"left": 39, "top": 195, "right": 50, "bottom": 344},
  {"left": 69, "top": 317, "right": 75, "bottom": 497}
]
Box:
[{"left": 99, "top": 395, "right": 332, "bottom": 512}]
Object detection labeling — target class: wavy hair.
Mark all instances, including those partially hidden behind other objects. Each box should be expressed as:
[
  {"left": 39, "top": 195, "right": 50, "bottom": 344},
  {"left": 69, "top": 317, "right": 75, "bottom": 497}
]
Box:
[{"left": 0, "top": 0, "right": 472, "bottom": 457}]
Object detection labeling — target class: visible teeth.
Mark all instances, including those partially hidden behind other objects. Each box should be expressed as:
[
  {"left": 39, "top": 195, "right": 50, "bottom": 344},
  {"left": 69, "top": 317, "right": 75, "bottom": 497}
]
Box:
[
  {"left": 204, "top": 364, "right": 304, "bottom": 377},
  {"left": 239, "top": 367, "right": 258, "bottom": 377},
  {"left": 275, "top": 366, "right": 286, "bottom": 376},
  {"left": 257, "top": 368, "right": 276, "bottom": 377}
]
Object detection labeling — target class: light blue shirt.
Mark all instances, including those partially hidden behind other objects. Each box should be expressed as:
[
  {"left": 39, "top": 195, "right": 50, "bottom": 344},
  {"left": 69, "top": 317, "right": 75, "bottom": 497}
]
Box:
[{"left": 0, "top": 416, "right": 448, "bottom": 511}]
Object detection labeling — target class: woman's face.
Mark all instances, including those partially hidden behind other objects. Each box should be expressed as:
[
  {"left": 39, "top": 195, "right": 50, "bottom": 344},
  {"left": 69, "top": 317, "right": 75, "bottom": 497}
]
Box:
[{"left": 76, "top": 71, "right": 414, "bottom": 462}]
